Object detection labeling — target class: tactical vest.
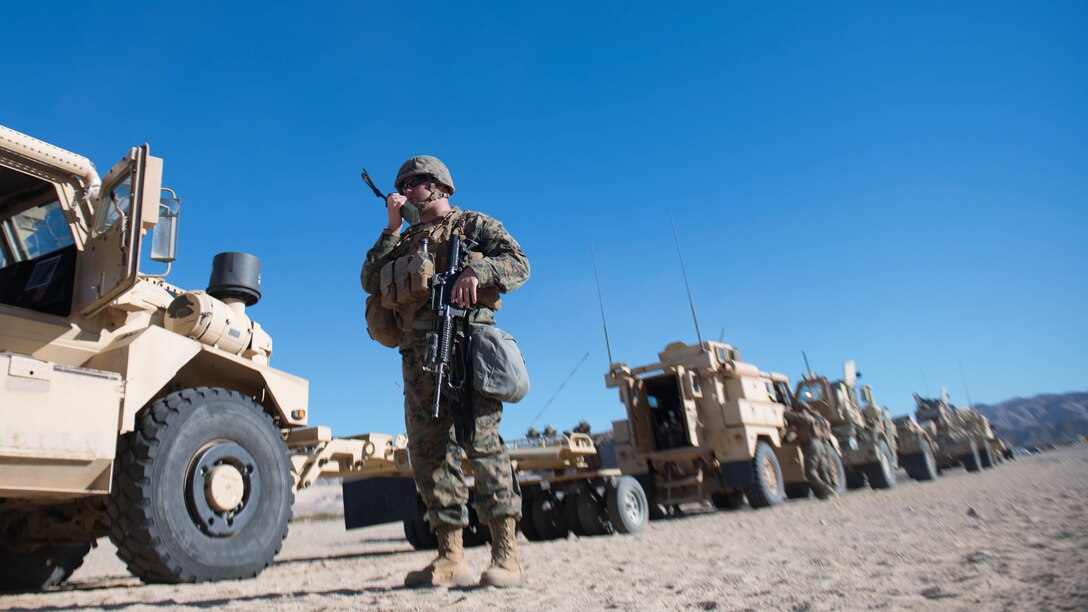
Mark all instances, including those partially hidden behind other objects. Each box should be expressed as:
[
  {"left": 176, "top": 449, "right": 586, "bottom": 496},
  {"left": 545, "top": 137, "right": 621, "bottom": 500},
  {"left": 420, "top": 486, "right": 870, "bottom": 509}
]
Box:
[{"left": 378, "top": 209, "right": 502, "bottom": 331}]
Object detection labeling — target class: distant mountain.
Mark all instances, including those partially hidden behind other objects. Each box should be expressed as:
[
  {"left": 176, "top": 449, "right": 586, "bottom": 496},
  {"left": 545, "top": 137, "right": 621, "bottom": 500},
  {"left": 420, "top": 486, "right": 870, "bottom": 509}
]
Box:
[{"left": 975, "top": 391, "right": 1088, "bottom": 449}]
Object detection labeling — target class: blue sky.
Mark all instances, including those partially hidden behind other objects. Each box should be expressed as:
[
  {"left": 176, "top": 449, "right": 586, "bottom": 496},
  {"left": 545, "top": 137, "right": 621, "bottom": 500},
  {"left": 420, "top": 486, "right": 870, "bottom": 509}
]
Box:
[{"left": 4, "top": 2, "right": 1085, "bottom": 438}]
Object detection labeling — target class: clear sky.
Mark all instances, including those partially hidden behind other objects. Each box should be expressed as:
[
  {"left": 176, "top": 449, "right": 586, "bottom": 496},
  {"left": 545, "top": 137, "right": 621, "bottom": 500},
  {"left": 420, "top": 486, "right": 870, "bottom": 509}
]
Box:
[{"left": 4, "top": 2, "right": 1085, "bottom": 439}]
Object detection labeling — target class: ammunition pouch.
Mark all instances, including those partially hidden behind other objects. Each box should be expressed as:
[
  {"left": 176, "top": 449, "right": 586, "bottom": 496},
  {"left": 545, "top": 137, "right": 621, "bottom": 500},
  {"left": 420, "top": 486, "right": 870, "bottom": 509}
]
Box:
[
  {"left": 470, "top": 325, "right": 530, "bottom": 404},
  {"left": 365, "top": 294, "right": 400, "bottom": 348},
  {"left": 380, "top": 253, "right": 434, "bottom": 309}
]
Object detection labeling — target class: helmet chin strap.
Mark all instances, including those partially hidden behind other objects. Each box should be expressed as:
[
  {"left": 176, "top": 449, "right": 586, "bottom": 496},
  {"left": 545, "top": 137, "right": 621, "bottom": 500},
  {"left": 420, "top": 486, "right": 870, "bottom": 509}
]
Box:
[{"left": 413, "top": 182, "right": 449, "bottom": 213}]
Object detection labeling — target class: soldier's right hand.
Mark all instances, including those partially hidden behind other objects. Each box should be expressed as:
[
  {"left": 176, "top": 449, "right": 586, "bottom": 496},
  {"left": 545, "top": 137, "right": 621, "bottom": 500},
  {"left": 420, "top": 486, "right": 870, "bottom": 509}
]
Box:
[{"left": 386, "top": 193, "right": 406, "bottom": 231}]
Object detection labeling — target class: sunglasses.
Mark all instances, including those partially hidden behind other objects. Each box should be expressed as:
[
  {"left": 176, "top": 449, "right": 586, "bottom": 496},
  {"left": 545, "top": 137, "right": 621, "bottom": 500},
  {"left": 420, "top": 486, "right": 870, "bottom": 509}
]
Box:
[{"left": 399, "top": 175, "right": 432, "bottom": 193}]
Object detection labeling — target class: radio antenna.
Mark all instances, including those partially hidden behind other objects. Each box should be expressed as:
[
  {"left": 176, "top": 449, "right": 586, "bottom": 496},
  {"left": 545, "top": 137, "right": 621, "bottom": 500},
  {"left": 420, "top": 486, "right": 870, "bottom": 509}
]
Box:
[
  {"left": 528, "top": 352, "right": 590, "bottom": 430},
  {"left": 921, "top": 369, "right": 931, "bottom": 397},
  {"left": 718, "top": 327, "right": 725, "bottom": 343},
  {"left": 802, "top": 351, "right": 813, "bottom": 378},
  {"left": 959, "top": 363, "right": 974, "bottom": 407},
  {"left": 589, "top": 242, "right": 614, "bottom": 365},
  {"left": 669, "top": 213, "right": 704, "bottom": 348}
]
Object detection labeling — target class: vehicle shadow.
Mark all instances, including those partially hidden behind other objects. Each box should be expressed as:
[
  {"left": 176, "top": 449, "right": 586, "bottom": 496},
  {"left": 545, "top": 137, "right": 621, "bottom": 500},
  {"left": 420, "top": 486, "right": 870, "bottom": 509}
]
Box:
[{"left": 4, "top": 586, "right": 398, "bottom": 611}]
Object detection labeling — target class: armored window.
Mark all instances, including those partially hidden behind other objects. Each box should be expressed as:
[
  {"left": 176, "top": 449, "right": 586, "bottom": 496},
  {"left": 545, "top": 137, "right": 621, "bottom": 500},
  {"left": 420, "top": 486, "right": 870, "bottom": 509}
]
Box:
[{"left": 92, "top": 172, "right": 133, "bottom": 238}]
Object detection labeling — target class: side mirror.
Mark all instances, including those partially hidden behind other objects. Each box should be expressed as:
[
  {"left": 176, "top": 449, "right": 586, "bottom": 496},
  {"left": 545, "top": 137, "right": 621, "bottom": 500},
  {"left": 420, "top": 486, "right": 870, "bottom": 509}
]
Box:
[{"left": 150, "top": 191, "right": 181, "bottom": 263}]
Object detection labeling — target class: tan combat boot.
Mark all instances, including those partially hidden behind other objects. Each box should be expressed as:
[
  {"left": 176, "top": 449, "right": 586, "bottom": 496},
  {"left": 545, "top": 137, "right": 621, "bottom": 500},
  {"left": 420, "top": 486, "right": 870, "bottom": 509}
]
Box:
[
  {"left": 479, "top": 517, "right": 524, "bottom": 588},
  {"left": 404, "top": 525, "right": 474, "bottom": 588}
]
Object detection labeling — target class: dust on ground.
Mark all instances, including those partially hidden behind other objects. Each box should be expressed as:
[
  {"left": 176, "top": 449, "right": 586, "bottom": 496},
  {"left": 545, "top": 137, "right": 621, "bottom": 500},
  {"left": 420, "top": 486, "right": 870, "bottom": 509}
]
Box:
[{"left": 3, "top": 448, "right": 1086, "bottom": 611}]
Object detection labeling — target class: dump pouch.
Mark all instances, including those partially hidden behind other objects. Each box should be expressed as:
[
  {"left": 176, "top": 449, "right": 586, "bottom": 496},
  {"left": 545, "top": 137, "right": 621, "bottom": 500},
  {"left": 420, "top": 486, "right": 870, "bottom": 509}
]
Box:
[
  {"left": 470, "top": 325, "right": 530, "bottom": 403},
  {"left": 365, "top": 294, "right": 400, "bottom": 348}
]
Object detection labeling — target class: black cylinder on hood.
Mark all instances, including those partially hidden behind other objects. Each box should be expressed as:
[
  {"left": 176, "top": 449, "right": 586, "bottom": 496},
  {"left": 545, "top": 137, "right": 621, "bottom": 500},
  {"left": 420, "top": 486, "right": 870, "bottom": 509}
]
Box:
[{"left": 208, "top": 252, "right": 261, "bottom": 306}]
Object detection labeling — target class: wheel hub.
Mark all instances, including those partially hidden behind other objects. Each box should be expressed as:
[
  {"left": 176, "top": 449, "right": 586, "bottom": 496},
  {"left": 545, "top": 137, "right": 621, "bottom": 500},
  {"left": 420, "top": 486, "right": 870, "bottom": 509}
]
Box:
[
  {"left": 622, "top": 488, "right": 643, "bottom": 523},
  {"left": 762, "top": 457, "right": 779, "bottom": 492},
  {"left": 186, "top": 441, "right": 261, "bottom": 537},
  {"left": 205, "top": 464, "right": 245, "bottom": 512}
]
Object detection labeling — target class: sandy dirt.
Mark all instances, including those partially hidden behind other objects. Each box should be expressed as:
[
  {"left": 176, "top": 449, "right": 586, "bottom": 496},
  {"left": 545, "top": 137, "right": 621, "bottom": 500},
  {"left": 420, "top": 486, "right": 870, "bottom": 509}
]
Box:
[{"left": 3, "top": 448, "right": 1086, "bottom": 611}]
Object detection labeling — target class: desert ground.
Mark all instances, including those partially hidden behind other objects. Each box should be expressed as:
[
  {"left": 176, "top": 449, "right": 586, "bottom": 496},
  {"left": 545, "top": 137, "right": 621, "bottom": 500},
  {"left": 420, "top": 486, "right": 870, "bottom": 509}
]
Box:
[{"left": 3, "top": 447, "right": 1086, "bottom": 611}]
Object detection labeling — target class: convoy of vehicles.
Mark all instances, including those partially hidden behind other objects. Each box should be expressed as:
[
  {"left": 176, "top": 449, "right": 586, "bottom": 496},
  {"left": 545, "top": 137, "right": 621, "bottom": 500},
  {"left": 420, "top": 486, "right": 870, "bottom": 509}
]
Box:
[{"left": 0, "top": 124, "right": 1010, "bottom": 593}]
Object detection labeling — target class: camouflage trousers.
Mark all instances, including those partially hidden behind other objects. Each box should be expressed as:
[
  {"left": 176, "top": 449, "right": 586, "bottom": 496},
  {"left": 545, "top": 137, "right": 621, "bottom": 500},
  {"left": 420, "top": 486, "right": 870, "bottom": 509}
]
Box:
[
  {"left": 802, "top": 438, "right": 838, "bottom": 499},
  {"left": 400, "top": 338, "right": 522, "bottom": 529}
]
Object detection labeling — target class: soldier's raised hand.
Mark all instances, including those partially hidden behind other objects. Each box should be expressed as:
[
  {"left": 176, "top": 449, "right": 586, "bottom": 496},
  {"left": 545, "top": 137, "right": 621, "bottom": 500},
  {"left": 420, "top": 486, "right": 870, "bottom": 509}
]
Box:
[{"left": 386, "top": 193, "right": 407, "bottom": 231}]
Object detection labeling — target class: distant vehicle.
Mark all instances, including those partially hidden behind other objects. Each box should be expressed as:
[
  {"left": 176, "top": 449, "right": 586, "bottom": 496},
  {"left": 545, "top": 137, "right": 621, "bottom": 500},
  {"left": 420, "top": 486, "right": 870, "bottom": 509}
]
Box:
[{"left": 606, "top": 340, "right": 845, "bottom": 515}]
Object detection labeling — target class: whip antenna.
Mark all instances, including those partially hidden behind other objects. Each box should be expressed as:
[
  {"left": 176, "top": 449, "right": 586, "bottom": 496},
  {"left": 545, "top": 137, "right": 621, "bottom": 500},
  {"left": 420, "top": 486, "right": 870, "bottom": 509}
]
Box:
[
  {"left": 590, "top": 242, "right": 614, "bottom": 365},
  {"left": 959, "top": 363, "right": 974, "bottom": 407},
  {"left": 921, "top": 369, "right": 931, "bottom": 397},
  {"left": 669, "top": 213, "right": 704, "bottom": 347},
  {"left": 802, "top": 351, "right": 813, "bottom": 378},
  {"left": 528, "top": 352, "right": 590, "bottom": 430}
]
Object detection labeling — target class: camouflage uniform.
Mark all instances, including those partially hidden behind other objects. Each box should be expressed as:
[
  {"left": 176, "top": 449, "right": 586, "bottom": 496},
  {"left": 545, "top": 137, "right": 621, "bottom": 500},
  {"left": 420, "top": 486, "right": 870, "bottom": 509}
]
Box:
[
  {"left": 785, "top": 407, "right": 839, "bottom": 499},
  {"left": 362, "top": 208, "right": 529, "bottom": 529}
]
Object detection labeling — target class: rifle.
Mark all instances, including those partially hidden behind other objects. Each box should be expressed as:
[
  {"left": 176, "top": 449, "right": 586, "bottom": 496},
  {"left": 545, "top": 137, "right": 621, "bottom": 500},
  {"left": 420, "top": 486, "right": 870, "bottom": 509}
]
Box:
[
  {"left": 424, "top": 234, "right": 478, "bottom": 419},
  {"left": 360, "top": 167, "right": 420, "bottom": 226}
]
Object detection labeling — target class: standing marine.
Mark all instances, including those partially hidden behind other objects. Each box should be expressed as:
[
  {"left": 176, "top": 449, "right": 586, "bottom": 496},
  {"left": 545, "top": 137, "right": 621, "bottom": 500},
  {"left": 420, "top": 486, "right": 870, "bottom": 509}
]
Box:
[{"left": 360, "top": 156, "right": 530, "bottom": 588}]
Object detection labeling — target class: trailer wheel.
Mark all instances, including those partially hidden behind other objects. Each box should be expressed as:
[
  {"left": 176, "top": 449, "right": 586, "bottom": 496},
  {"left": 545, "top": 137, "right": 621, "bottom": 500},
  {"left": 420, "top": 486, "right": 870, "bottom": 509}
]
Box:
[
  {"left": 519, "top": 488, "right": 544, "bottom": 541},
  {"left": 862, "top": 440, "right": 897, "bottom": 490},
  {"left": 903, "top": 440, "right": 938, "bottom": 481},
  {"left": 563, "top": 486, "right": 588, "bottom": 536},
  {"left": 605, "top": 477, "right": 648, "bottom": 534},
  {"left": 531, "top": 490, "right": 569, "bottom": 540},
  {"left": 576, "top": 483, "right": 614, "bottom": 536},
  {"left": 744, "top": 441, "right": 785, "bottom": 508},
  {"left": 463, "top": 503, "right": 491, "bottom": 548},
  {"left": 961, "top": 440, "right": 981, "bottom": 472},
  {"left": 0, "top": 542, "right": 91, "bottom": 592},
  {"left": 711, "top": 491, "right": 745, "bottom": 510},
  {"left": 107, "top": 387, "right": 293, "bottom": 583}
]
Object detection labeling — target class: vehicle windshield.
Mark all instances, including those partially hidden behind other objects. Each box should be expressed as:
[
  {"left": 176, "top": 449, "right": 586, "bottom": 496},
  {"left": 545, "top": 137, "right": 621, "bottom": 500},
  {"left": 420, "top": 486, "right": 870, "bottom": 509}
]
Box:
[
  {"left": 1, "top": 199, "right": 73, "bottom": 269},
  {"left": 796, "top": 381, "right": 827, "bottom": 403}
]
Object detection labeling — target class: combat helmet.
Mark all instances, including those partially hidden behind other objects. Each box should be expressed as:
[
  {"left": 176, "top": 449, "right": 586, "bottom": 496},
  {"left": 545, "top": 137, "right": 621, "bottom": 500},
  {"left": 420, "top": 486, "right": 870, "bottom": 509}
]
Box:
[{"left": 394, "top": 155, "right": 455, "bottom": 195}]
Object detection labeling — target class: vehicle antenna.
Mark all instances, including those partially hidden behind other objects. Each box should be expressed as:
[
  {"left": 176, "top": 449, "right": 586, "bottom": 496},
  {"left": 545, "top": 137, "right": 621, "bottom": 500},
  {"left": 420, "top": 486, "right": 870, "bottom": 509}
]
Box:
[
  {"left": 718, "top": 327, "right": 725, "bottom": 343},
  {"left": 528, "top": 352, "right": 590, "bottom": 430},
  {"left": 590, "top": 242, "right": 614, "bottom": 366},
  {"left": 802, "top": 350, "right": 813, "bottom": 378},
  {"left": 669, "top": 213, "right": 704, "bottom": 348},
  {"left": 959, "top": 363, "right": 974, "bottom": 407},
  {"left": 921, "top": 369, "right": 931, "bottom": 397}
]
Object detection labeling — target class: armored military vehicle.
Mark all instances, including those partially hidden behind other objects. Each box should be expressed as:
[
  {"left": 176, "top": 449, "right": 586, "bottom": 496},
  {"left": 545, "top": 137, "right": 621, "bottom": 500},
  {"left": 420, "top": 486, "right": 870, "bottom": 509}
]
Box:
[
  {"left": 0, "top": 125, "right": 314, "bottom": 590},
  {"left": 793, "top": 362, "right": 898, "bottom": 490},
  {"left": 606, "top": 340, "right": 845, "bottom": 513},
  {"left": 914, "top": 390, "right": 997, "bottom": 472},
  {"left": 892, "top": 415, "right": 939, "bottom": 481},
  {"left": 957, "top": 405, "right": 1003, "bottom": 468}
]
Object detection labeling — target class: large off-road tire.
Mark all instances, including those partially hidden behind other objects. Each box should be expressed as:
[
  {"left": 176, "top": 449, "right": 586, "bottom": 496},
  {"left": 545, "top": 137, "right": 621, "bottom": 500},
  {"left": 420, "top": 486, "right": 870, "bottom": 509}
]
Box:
[
  {"left": 107, "top": 387, "right": 294, "bottom": 584},
  {"left": 861, "top": 440, "right": 897, "bottom": 490},
  {"left": 711, "top": 491, "right": 746, "bottom": 510},
  {"left": 961, "top": 440, "right": 981, "bottom": 472},
  {"left": 828, "top": 442, "right": 848, "bottom": 497},
  {"left": 744, "top": 441, "right": 785, "bottom": 509},
  {"left": 979, "top": 445, "right": 994, "bottom": 469},
  {"left": 784, "top": 484, "right": 811, "bottom": 500},
  {"left": 902, "top": 440, "right": 938, "bottom": 481},
  {"left": 605, "top": 476, "right": 648, "bottom": 534},
  {"left": 0, "top": 542, "right": 92, "bottom": 592},
  {"left": 403, "top": 495, "right": 437, "bottom": 550},
  {"left": 563, "top": 486, "right": 588, "bottom": 536}
]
